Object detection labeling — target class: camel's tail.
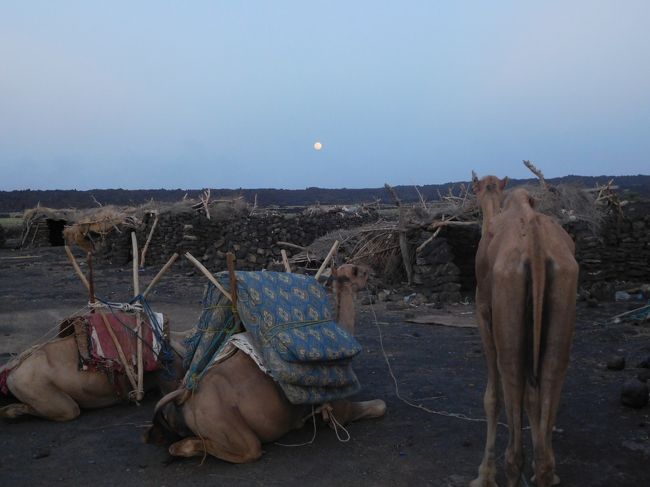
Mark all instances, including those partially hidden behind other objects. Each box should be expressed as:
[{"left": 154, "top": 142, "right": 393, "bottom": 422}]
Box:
[{"left": 526, "top": 217, "right": 551, "bottom": 387}]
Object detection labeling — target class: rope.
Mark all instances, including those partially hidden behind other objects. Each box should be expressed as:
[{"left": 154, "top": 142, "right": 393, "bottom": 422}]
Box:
[
  {"left": 274, "top": 406, "right": 318, "bottom": 447},
  {"left": 367, "top": 290, "right": 507, "bottom": 427}
]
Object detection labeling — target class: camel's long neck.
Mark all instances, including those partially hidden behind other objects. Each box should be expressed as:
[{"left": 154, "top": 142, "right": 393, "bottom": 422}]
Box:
[
  {"left": 480, "top": 196, "right": 499, "bottom": 236},
  {"left": 336, "top": 284, "right": 357, "bottom": 335}
]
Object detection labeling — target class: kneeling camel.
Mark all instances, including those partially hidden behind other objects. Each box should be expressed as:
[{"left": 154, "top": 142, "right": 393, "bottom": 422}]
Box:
[
  {"left": 145, "top": 264, "right": 386, "bottom": 463},
  {"left": 471, "top": 176, "right": 578, "bottom": 487}
]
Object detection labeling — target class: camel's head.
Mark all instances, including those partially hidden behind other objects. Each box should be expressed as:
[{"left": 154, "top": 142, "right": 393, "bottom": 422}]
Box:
[
  {"left": 143, "top": 389, "right": 191, "bottom": 445},
  {"left": 332, "top": 264, "right": 370, "bottom": 292},
  {"left": 472, "top": 174, "right": 508, "bottom": 202}
]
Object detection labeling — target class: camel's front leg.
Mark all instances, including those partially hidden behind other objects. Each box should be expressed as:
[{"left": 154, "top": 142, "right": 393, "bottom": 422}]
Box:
[
  {"left": 329, "top": 398, "right": 387, "bottom": 424},
  {"left": 471, "top": 301, "right": 501, "bottom": 487}
]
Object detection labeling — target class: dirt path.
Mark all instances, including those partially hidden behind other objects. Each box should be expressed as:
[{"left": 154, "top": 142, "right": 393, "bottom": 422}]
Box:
[{"left": 1, "top": 247, "right": 649, "bottom": 486}]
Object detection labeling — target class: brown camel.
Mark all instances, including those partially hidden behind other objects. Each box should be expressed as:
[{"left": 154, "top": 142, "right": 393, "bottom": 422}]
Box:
[
  {"left": 471, "top": 175, "right": 578, "bottom": 487},
  {"left": 145, "top": 264, "right": 387, "bottom": 463},
  {"left": 0, "top": 322, "right": 186, "bottom": 422}
]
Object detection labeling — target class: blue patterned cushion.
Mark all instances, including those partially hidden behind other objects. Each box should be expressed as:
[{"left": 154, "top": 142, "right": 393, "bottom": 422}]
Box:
[{"left": 213, "top": 271, "right": 362, "bottom": 404}]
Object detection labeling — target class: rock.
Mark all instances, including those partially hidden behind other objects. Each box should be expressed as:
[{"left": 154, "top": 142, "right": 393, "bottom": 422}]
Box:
[
  {"left": 386, "top": 301, "right": 408, "bottom": 311},
  {"left": 621, "top": 379, "right": 649, "bottom": 408},
  {"left": 607, "top": 356, "right": 626, "bottom": 371},
  {"left": 360, "top": 295, "right": 376, "bottom": 305},
  {"left": 637, "top": 357, "right": 650, "bottom": 369},
  {"left": 637, "top": 369, "right": 650, "bottom": 382},
  {"left": 377, "top": 290, "right": 391, "bottom": 302}
]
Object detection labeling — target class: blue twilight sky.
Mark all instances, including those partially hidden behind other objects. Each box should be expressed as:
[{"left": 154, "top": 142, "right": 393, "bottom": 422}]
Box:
[{"left": 1, "top": 1, "right": 649, "bottom": 191}]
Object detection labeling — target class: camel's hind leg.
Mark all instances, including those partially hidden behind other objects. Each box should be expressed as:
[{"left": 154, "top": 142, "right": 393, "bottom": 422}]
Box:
[
  {"left": 0, "top": 402, "right": 40, "bottom": 419},
  {"left": 6, "top": 358, "right": 81, "bottom": 421}
]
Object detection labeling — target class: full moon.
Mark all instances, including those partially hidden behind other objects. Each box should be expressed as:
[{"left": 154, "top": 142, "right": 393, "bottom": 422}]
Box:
[{"left": 313, "top": 141, "right": 323, "bottom": 151}]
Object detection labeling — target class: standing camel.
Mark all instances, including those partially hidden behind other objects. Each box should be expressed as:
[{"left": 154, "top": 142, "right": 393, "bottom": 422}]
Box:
[
  {"left": 145, "top": 263, "right": 386, "bottom": 463},
  {"left": 471, "top": 175, "right": 578, "bottom": 487}
]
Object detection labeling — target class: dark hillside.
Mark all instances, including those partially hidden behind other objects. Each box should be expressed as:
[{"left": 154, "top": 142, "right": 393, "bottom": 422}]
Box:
[{"left": 1, "top": 174, "right": 649, "bottom": 211}]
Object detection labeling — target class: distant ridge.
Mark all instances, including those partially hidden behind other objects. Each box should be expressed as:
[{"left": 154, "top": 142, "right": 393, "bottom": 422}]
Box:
[{"left": 1, "top": 175, "right": 649, "bottom": 212}]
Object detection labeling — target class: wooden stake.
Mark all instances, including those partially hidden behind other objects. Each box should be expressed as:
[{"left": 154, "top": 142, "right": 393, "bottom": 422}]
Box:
[
  {"left": 142, "top": 253, "right": 179, "bottom": 298},
  {"left": 130, "top": 232, "right": 144, "bottom": 401},
  {"left": 64, "top": 245, "right": 90, "bottom": 291},
  {"left": 227, "top": 252, "right": 239, "bottom": 320},
  {"left": 97, "top": 309, "right": 139, "bottom": 395},
  {"left": 87, "top": 252, "right": 96, "bottom": 304},
  {"left": 131, "top": 232, "right": 140, "bottom": 297},
  {"left": 140, "top": 214, "right": 159, "bottom": 268},
  {"left": 184, "top": 252, "right": 232, "bottom": 301},
  {"left": 281, "top": 249, "right": 292, "bottom": 273},
  {"left": 315, "top": 240, "right": 339, "bottom": 280}
]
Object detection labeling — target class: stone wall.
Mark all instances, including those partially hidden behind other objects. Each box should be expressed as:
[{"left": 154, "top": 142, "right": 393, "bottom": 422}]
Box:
[
  {"left": 568, "top": 201, "right": 650, "bottom": 297},
  {"left": 97, "top": 210, "right": 378, "bottom": 271},
  {"left": 411, "top": 201, "right": 650, "bottom": 302}
]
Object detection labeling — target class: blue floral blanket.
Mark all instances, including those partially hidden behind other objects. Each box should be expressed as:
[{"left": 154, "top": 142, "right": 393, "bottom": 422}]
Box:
[{"left": 184, "top": 271, "right": 362, "bottom": 404}]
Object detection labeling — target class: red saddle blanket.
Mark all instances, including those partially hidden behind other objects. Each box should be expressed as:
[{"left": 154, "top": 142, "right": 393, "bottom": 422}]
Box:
[{"left": 83, "top": 310, "right": 163, "bottom": 374}]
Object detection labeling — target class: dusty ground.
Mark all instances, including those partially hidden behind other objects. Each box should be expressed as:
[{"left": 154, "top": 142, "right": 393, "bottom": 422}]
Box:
[{"left": 1, "top": 246, "right": 650, "bottom": 487}]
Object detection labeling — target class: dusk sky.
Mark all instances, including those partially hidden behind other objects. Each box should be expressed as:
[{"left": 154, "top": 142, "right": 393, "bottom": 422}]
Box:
[{"left": 1, "top": 1, "right": 649, "bottom": 191}]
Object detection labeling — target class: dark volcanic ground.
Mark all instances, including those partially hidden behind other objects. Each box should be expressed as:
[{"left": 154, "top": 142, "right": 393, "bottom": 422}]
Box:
[{"left": 1, "top": 246, "right": 649, "bottom": 486}]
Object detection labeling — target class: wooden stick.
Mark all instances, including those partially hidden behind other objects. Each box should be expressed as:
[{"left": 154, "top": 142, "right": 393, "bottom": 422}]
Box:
[
  {"left": 131, "top": 233, "right": 140, "bottom": 297},
  {"left": 64, "top": 245, "right": 90, "bottom": 291},
  {"left": 523, "top": 160, "right": 547, "bottom": 189},
  {"left": 315, "top": 240, "right": 339, "bottom": 280},
  {"left": 97, "top": 309, "right": 139, "bottom": 395},
  {"left": 281, "top": 249, "right": 292, "bottom": 273},
  {"left": 87, "top": 252, "right": 96, "bottom": 304},
  {"left": 142, "top": 253, "right": 179, "bottom": 298},
  {"left": 140, "top": 214, "right": 159, "bottom": 268},
  {"left": 184, "top": 252, "right": 232, "bottom": 301},
  {"left": 227, "top": 252, "right": 238, "bottom": 320},
  {"left": 276, "top": 241, "right": 307, "bottom": 251},
  {"left": 130, "top": 232, "right": 144, "bottom": 401}
]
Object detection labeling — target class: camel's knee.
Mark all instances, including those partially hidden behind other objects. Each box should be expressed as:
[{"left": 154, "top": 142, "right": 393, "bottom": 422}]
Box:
[{"left": 51, "top": 403, "right": 81, "bottom": 422}]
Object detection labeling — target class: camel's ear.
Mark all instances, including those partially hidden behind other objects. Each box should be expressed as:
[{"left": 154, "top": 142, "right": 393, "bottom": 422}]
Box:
[
  {"left": 351, "top": 265, "right": 358, "bottom": 277},
  {"left": 471, "top": 171, "right": 480, "bottom": 194},
  {"left": 500, "top": 176, "right": 509, "bottom": 191},
  {"left": 331, "top": 265, "right": 338, "bottom": 278}
]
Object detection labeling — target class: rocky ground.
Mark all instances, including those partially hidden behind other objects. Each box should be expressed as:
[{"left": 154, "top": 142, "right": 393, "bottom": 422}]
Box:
[{"left": 1, "top": 246, "right": 650, "bottom": 486}]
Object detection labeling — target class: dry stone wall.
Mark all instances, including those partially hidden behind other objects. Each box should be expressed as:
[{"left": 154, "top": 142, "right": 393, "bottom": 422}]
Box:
[{"left": 98, "top": 210, "right": 378, "bottom": 271}]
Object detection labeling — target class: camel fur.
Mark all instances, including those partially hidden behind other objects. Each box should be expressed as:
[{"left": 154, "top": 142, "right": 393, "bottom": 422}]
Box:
[
  {"left": 145, "top": 264, "right": 386, "bottom": 463},
  {"left": 471, "top": 175, "right": 579, "bottom": 487},
  {"left": 0, "top": 323, "right": 186, "bottom": 422}
]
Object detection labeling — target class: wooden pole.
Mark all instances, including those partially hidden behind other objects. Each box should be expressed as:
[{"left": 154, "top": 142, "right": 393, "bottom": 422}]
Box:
[
  {"left": 64, "top": 245, "right": 90, "bottom": 291},
  {"left": 315, "top": 240, "right": 339, "bottom": 280},
  {"left": 184, "top": 252, "right": 232, "bottom": 301},
  {"left": 131, "top": 232, "right": 144, "bottom": 401},
  {"left": 142, "top": 253, "right": 179, "bottom": 298},
  {"left": 139, "top": 214, "right": 159, "bottom": 268},
  {"left": 281, "top": 249, "right": 292, "bottom": 273},
  {"left": 87, "top": 252, "right": 96, "bottom": 304},
  {"left": 97, "top": 310, "right": 139, "bottom": 395},
  {"left": 131, "top": 232, "right": 140, "bottom": 297},
  {"left": 226, "top": 252, "right": 239, "bottom": 321}
]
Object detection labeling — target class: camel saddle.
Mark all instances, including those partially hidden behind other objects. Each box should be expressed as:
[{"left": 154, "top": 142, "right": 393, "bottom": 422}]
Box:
[
  {"left": 184, "top": 271, "right": 362, "bottom": 404},
  {"left": 59, "top": 310, "right": 164, "bottom": 376}
]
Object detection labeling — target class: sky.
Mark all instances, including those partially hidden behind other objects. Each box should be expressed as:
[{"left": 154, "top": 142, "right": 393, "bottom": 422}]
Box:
[{"left": 1, "top": 1, "right": 649, "bottom": 191}]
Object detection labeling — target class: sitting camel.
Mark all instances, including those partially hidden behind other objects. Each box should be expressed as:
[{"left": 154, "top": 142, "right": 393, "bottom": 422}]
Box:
[
  {"left": 145, "top": 264, "right": 386, "bottom": 463},
  {"left": 471, "top": 175, "right": 578, "bottom": 487},
  {"left": 0, "top": 319, "right": 186, "bottom": 422}
]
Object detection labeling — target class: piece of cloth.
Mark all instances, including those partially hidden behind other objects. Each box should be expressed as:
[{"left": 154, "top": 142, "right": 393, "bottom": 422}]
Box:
[
  {"left": 83, "top": 310, "right": 164, "bottom": 374},
  {"left": 183, "top": 271, "right": 362, "bottom": 404}
]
